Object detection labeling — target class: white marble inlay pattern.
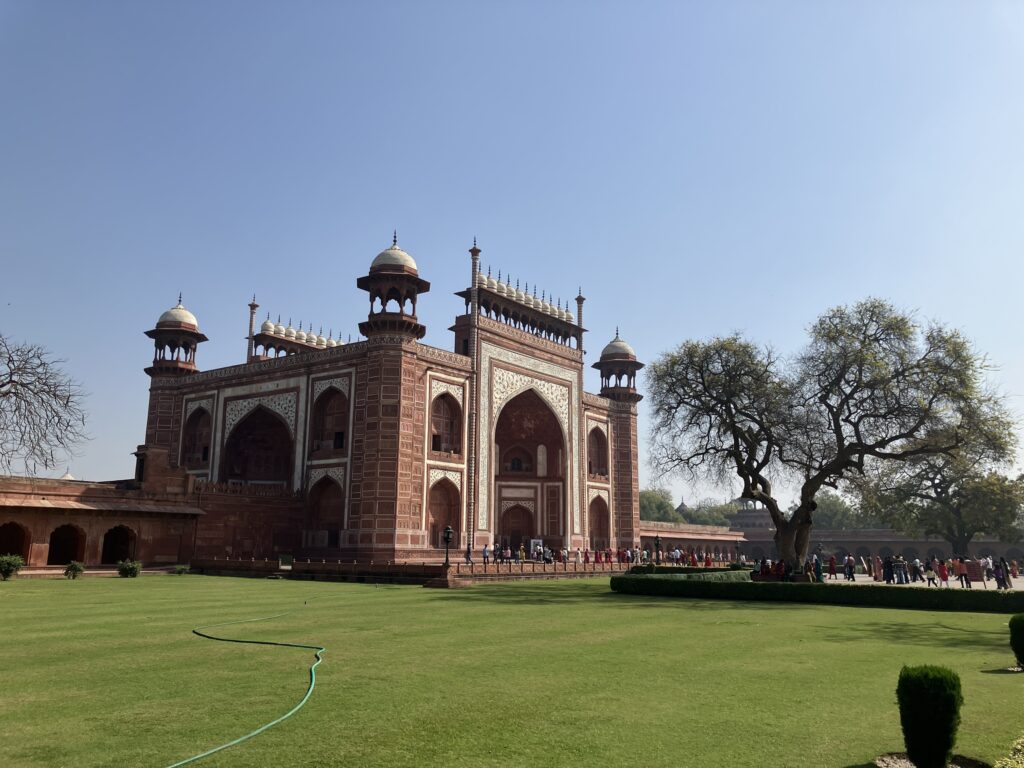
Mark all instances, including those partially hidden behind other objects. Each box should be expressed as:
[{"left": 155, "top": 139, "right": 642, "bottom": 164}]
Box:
[
  {"left": 185, "top": 398, "right": 213, "bottom": 421},
  {"left": 500, "top": 499, "right": 535, "bottom": 514},
  {"left": 428, "top": 468, "right": 462, "bottom": 491},
  {"left": 586, "top": 419, "right": 608, "bottom": 438},
  {"left": 478, "top": 342, "right": 578, "bottom": 532},
  {"left": 224, "top": 392, "right": 297, "bottom": 438},
  {"left": 430, "top": 379, "right": 465, "bottom": 407},
  {"left": 588, "top": 487, "right": 609, "bottom": 505},
  {"left": 309, "top": 466, "right": 345, "bottom": 489},
  {"left": 313, "top": 376, "right": 350, "bottom": 403}
]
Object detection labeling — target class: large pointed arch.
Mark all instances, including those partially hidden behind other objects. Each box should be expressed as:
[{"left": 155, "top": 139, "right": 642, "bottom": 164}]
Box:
[
  {"left": 47, "top": 524, "right": 86, "bottom": 565},
  {"left": 101, "top": 525, "right": 137, "bottom": 564},
  {"left": 221, "top": 406, "right": 293, "bottom": 487},
  {"left": 182, "top": 407, "right": 212, "bottom": 470},
  {"left": 588, "top": 495, "right": 610, "bottom": 551}
]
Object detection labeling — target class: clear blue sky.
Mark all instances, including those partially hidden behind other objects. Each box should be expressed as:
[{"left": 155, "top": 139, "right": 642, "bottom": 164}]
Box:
[{"left": 2, "top": 1, "right": 1022, "bottom": 506}]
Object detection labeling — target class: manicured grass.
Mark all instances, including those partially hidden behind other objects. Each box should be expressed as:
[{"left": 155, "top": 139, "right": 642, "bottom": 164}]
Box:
[{"left": 1, "top": 576, "right": 1022, "bottom": 767}]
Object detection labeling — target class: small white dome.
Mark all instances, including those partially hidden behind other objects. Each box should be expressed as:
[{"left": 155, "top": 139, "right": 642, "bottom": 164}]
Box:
[
  {"left": 486, "top": 275, "right": 497, "bottom": 290},
  {"left": 326, "top": 337, "right": 337, "bottom": 348},
  {"left": 284, "top": 323, "right": 296, "bottom": 340},
  {"left": 371, "top": 242, "right": 418, "bottom": 272},
  {"left": 475, "top": 273, "right": 485, "bottom": 287},
  {"left": 515, "top": 287, "right": 525, "bottom": 302},
  {"left": 158, "top": 302, "right": 199, "bottom": 329},
  {"left": 260, "top": 318, "right": 275, "bottom": 334},
  {"left": 316, "top": 334, "right": 327, "bottom": 347},
  {"left": 601, "top": 332, "right": 636, "bottom": 359},
  {"left": 296, "top": 327, "right": 308, "bottom": 342},
  {"left": 59, "top": 471, "right": 76, "bottom": 481},
  {"left": 496, "top": 282, "right": 508, "bottom": 297},
  {"left": 274, "top": 322, "right": 285, "bottom": 336}
]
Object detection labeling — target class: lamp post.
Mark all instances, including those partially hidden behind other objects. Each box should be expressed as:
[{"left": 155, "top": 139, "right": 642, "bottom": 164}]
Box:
[
  {"left": 443, "top": 525, "right": 453, "bottom": 568},
  {"left": 655, "top": 534, "right": 662, "bottom": 565}
]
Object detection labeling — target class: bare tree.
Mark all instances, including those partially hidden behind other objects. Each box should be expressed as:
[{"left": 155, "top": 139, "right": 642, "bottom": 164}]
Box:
[
  {"left": 648, "top": 299, "right": 989, "bottom": 569},
  {"left": 0, "top": 334, "right": 87, "bottom": 475}
]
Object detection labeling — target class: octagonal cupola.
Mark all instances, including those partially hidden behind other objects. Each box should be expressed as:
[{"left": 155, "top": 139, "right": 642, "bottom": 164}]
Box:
[
  {"left": 144, "top": 294, "right": 208, "bottom": 377},
  {"left": 357, "top": 232, "right": 431, "bottom": 340},
  {"left": 592, "top": 328, "right": 643, "bottom": 403}
]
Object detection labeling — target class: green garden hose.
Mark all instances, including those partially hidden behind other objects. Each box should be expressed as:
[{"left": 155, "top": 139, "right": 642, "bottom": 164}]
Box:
[{"left": 164, "top": 610, "right": 325, "bottom": 768}]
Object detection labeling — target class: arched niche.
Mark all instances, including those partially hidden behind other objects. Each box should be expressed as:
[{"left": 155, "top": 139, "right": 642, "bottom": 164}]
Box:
[
  {"left": 305, "top": 477, "right": 345, "bottom": 548},
  {"left": 430, "top": 394, "right": 462, "bottom": 454},
  {"left": 587, "top": 426, "right": 608, "bottom": 477},
  {"left": 48, "top": 524, "right": 86, "bottom": 565},
  {"left": 310, "top": 388, "right": 350, "bottom": 459},
  {"left": 427, "top": 478, "right": 460, "bottom": 548},
  {"left": 221, "top": 407, "right": 293, "bottom": 488},
  {"left": 588, "top": 496, "right": 610, "bottom": 551},
  {"left": 182, "top": 408, "right": 212, "bottom": 470},
  {"left": 0, "top": 521, "right": 30, "bottom": 559},
  {"left": 101, "top": 525, "right": 137, "bottom": 564}
]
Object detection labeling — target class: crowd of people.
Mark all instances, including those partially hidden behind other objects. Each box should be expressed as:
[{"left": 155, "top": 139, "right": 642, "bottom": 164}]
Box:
[
  {"left": 799, "top": 552, "right": 1019, "bottom": 589},
  {"left": 475, "top": 543, "right": 733, "bottom": 568}
]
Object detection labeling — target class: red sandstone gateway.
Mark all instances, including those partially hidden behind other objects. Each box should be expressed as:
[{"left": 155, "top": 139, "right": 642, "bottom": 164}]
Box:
[{"left": 0, "top": 238, "right": 644, "bottom": 568}]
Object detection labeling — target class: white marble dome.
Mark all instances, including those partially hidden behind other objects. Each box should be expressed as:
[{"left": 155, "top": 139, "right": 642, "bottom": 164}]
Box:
[
  {"left": 158, "top": 302, "right": 198, "bottom": 328},
  {"left": 601, "top": 332, "right": 636, "bottom": 359},
  {"left": 260, "top": 317, "right": 275, "bottom": 334},
  {"left": 371, "top": 243, "right": 417, "bottom": 272},
  {"left": 284, "top": 323, "right": 296, "bottom": 340}
]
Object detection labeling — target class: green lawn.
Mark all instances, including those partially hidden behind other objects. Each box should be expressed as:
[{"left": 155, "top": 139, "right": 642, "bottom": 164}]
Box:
[{"left": 1, "top": 576, "right": 1021, "bottom": 768}]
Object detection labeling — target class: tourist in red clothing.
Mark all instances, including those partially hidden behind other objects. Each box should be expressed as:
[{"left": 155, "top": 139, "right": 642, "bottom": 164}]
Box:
[{"left": 827, "top": 555, "right": 837, "bottom": 580}]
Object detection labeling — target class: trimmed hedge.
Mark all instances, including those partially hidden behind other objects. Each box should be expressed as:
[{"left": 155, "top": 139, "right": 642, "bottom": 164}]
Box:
[
  {"left": 1010, "top": 614, "right": 1024, "bottom": 667},
  {"left": 652, "top": 570, "right": 752, "bottom": 583},
  {"left": 609, "top": 575, "right": 1024, "bottom": 613},
  {"left": 897, "top": 665, "right": 962, "bottom": 768},
  {"left": 629, "top": 565, "right": 744, "bottom": 575}
]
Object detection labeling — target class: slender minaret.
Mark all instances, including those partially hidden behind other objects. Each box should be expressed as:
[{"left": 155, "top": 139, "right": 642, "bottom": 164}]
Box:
[
  {"left": 247, "top": 295, "right": 259, "bottom": 363},
  {"left": 467, "top": 237, "right": 481, "bottom": 551},
  {"left": 575, "top": 287, "right": 586, "bottom": 352}
]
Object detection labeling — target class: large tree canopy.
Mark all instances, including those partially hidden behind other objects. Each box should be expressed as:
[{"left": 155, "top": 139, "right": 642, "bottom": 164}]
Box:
[
  {"left": 855, "top": 404, "right": 1023, "bottom": 554},
  {"left": 647, "top": 298, "right": 992, "bottom": 568},
  {"left": 0, "top": 334, "right": 87, "bottom": 474}
]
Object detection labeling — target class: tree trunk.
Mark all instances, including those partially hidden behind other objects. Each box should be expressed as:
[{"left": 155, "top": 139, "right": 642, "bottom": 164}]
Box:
[{"left": 774, "top": 516, "right": 813, "bottom": 571}]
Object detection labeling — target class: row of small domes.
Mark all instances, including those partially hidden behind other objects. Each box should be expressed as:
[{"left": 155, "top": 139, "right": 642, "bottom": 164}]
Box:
[
  {"left": 260, "top": 315, "right": 344, "bottom": 348},
  {"left": 474, "top": 272, "right": 575, "bottom": 322}
]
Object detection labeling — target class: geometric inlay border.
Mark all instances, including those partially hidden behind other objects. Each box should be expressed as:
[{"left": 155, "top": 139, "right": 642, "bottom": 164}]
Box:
[{"left": 224, "top": 392, "right": 297, "bottom": 438}]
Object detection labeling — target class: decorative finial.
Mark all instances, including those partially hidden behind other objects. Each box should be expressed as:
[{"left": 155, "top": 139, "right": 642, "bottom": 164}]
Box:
[
  {"left": 177, "top": 292, "right": 182, "bottom": 305},
  {"left": 516, "top": 279, "right": 520, "bottom": 290},
  {"left": 497, "top": 269, "right": 502, "bottom": 281},
  {"left": 541, "top": 290, "right": 546, "bottom": 301},
  {"left": 329, "top": 328, "right": 333, "bottom": 339},
  {"left": 252, "top": 293, "right": 257, "bottom": 303},
  {"left": 487, "top": 266, "right": 492, "bottom": 277},
  {"left": 277, "top": 314, "right": 281, "bottom": 323},
  {"left": 319, "top": 326, "right": 323, "bottom": 335},
  {"left": 266, "top": 312, "right": 270, "bottom": 320},
  {"left": 392, "top": 230, "right": 398, "bottom": 247},
  {"left": 348, "top": 334, "right": 352, "bottom": 343},
  {"left": 473, "top": 236, "right": 477, "bottom": 247},
  {"left": 616, "top": 326, "right": 620, "bottom": 338}
]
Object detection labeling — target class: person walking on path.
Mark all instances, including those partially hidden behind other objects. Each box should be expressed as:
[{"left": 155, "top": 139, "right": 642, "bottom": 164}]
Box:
[
  {"left": 938, "top": 559, "right": 950, "bottom": 588},
  {"left": 813, "top": 555, "right": 823, "bottom": 583},
  {"left": 956, "top": 558, "right": 971, "bottom": 589},
  {"left": 482, "top": 544, "right": 489, "bottom": 565},
  {"left": 828, "top": 555, "right": 837, "bottom": 580}
]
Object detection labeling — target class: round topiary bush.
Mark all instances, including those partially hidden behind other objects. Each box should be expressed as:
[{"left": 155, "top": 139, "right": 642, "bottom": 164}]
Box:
[
  {"left": 897, "top": 665, "right": 963, "bottom": 768},
  {"left": 116, "top": 560, "right": 141, "bottom": 578},
  {"left": 1010, "top": 614, "right": 1024, "bottom": 669},
  {"left": 64, "top": 561, "right": 85, "bottom": 579},
  {"left": 0, "top": 554, "right": 25, "bottom": 581}
]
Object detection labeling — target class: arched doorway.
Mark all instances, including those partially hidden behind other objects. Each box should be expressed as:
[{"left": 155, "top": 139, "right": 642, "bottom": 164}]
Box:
[
  {"left": 221, "top": 407, "right": 293, "bottom": 487},
  {"left": 499, "top": 505, "right": 534, "bottom": 549},
  {"left": 428, "top": 479, "right": 460, "bottom": 548},
  {"left": 588, "top": 496, "right": 610, "bottom": 551},
  {"left": 101, "top": 525, "right": 136, "bottom": 564},
  {"left": 430, "top": 394, "right": 462, "bottom": 454},
  {"left": 494, "top": 389, "right": 565, "bottom": 547},
  {"left": 47, "top": 524, "right": 86, "bottom": 565},
  {"left": 305, "top": 478, "right": 345, "bottom": 548},
  {"left": 182, "top": 408, "right": 212, "bottom": 470},
  {"left": 0, "top": 522, "right": 30, "bottom": 559}
]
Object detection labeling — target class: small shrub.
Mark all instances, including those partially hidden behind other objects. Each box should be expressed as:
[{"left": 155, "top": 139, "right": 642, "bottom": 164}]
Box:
[
  {"left": 896, "top": 665, "right": 962, "bottom": 768},
  {"left": 995, "top": 737, "right": 1024, "bottom": 768},
  {"left": 116, "top": 560, "right": 142, "bottom": 578},
  {"left": 1010, "top": 614, "right": 1024, "bottom": 668},
  {"left": 172, "top": 564, "right": 191, "bottom": 575},
  {"left": 0, "top": 554, "right": 25, "bottom": 581},
  {"left": 64, "top": 561, "right": 85, "bottom": 579}
]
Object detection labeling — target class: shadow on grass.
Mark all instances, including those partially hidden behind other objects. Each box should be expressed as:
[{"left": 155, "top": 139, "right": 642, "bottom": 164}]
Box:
[
  {"left": 432, "top": 584, "right": 819, "bottom": 610},
  {"left": 980, "top": 667, "right": 1022, "bottom": 674},
  {"left": 820, "top": 621, "right": 1008, "bottom": 652}
]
